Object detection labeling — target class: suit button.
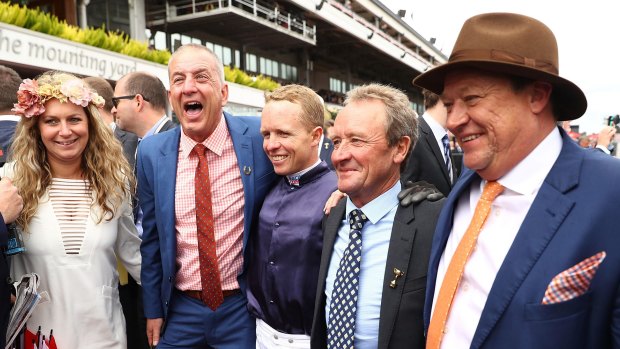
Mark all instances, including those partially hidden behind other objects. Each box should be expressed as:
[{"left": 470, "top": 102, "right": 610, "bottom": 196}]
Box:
[
  {"left": 5, "top": 277, "right": 12, "bottom": 285},
  {"left": 274, "top": 222, "right": 280, "bottom": 227},
  {"left": 269, "top": 261, "right": 274, "bottom": 265},
  {"left": 269, "top": 300, "right": 274, "bottom": 304},
  {"left": 165, "top": 301, "right": 169, "bottom": 307},
  {"left": 168, "top": 276, "right": 173, "bottom": 282}
]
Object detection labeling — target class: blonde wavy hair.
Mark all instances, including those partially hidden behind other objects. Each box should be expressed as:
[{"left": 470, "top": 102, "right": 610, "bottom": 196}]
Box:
[{"left": 9, "top": 71, "right": 136, "bottom": 231}]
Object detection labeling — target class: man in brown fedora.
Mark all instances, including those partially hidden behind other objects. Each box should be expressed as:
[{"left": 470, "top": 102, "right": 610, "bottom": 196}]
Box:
[{"left": 415, "top": 12, "right": 620, "bottom": 349}]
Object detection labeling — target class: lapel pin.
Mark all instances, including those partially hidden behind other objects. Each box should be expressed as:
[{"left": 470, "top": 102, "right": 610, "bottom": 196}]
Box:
[
  {"left": 324, "top": 142, "right": 330, "bottom": 149},
  {"left": 389, "top": 268, "right": 405, "bottom": 289},
  {"left": 243, "top": 166, "right": 252, "bottom": 175}
]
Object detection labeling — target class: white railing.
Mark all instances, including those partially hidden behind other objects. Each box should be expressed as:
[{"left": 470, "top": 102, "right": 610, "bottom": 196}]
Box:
[{"left": 147, "top": 0, "right": 315, "bottom": 41}]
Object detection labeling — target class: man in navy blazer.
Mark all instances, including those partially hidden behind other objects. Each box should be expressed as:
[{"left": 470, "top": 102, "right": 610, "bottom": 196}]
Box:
[
  {"left": 414, "top": 13, "right": 620, "bottom": 349},
  {"left": 138, "top": 44, "right": 276, "bottom": 348}
]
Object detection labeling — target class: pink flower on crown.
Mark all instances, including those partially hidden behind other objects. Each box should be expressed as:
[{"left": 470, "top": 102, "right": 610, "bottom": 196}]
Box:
[
  {"left": 12, "top": 79, "right": 45, "bottom": 118},
  {"left": 61, "top": 79, "right": 91, "bottom": 107}
]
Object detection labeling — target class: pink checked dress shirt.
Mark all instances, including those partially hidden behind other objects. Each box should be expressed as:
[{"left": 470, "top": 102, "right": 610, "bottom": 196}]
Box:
[{"left": 174, "top": 115, "right": 245, "bottom": 291}]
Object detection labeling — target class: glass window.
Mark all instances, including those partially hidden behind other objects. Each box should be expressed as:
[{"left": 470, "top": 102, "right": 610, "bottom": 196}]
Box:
[
  {"left": 235, "top": 50, "right": 240, "bottom": 68},
  {"left": 265, "top": 59, "right": 272, "bottom": 76},
  {"left": 206, "top": 41, "right": 214, "bottom": 51},
  {"left": 214, "top": 44, "right": 224, "bottom": 63},
  {"left": 246, "top": 53, "right": 257, "bottom": 72},
  {"left": 223, "top": 47, "right": 232, "bottom": 66},
  {"left": 259, "top": 57, "right": 266, "bottom": 74},
  {"left": 272, "top": 61, "right": 279, "bottom": 78},
  {"left": 292, "top": 67, "right": 297, "bottom": 80},
  {"left": 154, "top": 31, "right": 166, "bottom": 51}
]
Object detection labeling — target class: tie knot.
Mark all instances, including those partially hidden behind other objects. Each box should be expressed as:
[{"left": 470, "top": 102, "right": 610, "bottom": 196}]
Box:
[
  {"left": 193, "top": 144, "right": 207, "bottom": 158},
  {"left": 349, "top": 209, "right": 368, "bottom": 231},
  {"left": 481, "top": 181, "right": 504, "bottom": 202},
  {"left": 442, "top": 134, "right": 450, "bottom": 147}
]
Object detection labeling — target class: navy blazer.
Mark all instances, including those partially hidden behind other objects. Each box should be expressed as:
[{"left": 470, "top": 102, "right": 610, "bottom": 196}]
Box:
[
  {"left": 425, "top": 128, "right": 620, "bottom": 348},
  {"left": 137, "top": 112, "right": 276, "bottom": 319}
]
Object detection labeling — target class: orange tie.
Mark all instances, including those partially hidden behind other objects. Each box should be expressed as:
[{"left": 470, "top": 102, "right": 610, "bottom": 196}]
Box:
[{"left": 427, "top": 181, "right": 504, "bottom": 349}]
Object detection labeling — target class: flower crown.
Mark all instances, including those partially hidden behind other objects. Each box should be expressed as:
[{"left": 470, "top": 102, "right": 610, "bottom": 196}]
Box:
[{"left": 12, "top": 77, "right": 105, "bottom": 118}]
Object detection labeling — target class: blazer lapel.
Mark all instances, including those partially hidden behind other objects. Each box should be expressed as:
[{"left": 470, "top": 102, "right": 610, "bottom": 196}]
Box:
[
  {"left": 155, "top": 128, "right": 181, "bottom": 261},
  {"left": 313, "top": 199, "right": 346, "bottom": 348},
  {"left": 224, "top": 113, "right": 253, "bottom": 252},
  {"left": 378, "top": 204, "right": 416, "bottom": 348},
  {"left": 470, "top": 130, "right": 580, "bottom": 348}
]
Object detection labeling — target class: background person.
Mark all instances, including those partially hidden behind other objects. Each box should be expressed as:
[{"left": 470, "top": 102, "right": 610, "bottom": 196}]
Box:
[
  {"left": 0, "top": 65, "right": 23, "bottom": 166},
  {"left": 83, "top": 76, "right": 139, "bottom": 168},
  {"left": 4, "top": 71, "right": 141, "bottom": 348},
  {"left": 401, "top": 89, "right": 455, "bottom": 196}
]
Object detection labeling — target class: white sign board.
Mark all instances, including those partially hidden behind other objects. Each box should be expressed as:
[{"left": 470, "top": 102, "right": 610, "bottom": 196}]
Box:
[{"left": 0, "top": 22, "right": 169, "bottom": 88}]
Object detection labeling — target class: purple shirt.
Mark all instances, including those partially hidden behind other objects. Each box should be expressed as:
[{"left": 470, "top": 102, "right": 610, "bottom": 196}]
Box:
[{"left": 247, "top": 162, "right": 337, "bottom": 335}]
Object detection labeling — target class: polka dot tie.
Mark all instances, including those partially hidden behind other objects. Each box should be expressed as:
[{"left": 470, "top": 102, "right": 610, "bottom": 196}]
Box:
[
  {"left": 327, "top": 209, "right": 369, "bottom": 349},
  {"left": 427, "top": 181, "right": 504, "bottom": 349},
  {"left": 193, "top": 144, "right": 223, "bottom": 311}
]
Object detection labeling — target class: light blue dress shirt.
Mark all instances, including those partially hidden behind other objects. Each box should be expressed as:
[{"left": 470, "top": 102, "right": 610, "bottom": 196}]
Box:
[{"left": 324, "top": 181, "right": 401, "bottom": 349}]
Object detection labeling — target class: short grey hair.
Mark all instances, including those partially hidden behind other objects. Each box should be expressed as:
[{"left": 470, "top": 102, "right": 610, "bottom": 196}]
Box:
[
  {"left": 169, "top": 43, "right": 226, "bottom": 85},
  {"left": 345, "top": 84, "right": 418, "bottom": 158}
]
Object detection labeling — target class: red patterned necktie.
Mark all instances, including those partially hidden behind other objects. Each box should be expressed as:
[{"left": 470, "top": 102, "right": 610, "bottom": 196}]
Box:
[{"left": 193, "top": 144, "right": 223, "bottom": 310}]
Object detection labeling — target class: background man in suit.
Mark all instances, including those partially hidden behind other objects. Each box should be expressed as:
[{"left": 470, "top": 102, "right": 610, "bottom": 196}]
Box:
[
  {"left": 112, "top": 71, "right": 176, "bottom": 238},
  {"left": 83, "top": 76, "right": 139, "bottom": 168},
  {"left": 401, "top": 89, "right": 453, "bottom": 196},
  {"left": 0, "top": 66, "right": 22, "bottom": 166},
  {"left": 311, "top": 84, "right": 443, "bottom": 349},
  {"left": 138, "top": 43, "right": 276, "bottom": 348},
  {"left": 414, "top": 12, "right": 620, "bottom": 349},
  {"left": 112, "top": 72, "right": 176, "bottom": 144}
]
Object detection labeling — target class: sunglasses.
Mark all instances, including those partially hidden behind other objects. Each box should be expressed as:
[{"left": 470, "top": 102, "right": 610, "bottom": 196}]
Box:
[{"left": 112, "top": 95, "right": 150, "bottom": 108}]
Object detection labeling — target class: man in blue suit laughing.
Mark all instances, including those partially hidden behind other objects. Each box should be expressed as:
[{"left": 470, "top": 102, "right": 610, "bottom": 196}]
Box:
[
  {"left": 137, "top": 44, "right": 276, "bottom": 348},
  {"left": 414, "top": 13, "right": 620, "bottom": 349}
]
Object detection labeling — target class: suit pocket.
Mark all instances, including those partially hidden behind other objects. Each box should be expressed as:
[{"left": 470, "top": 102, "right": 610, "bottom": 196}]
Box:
[
  {"left": 525, "top": 291, "right": 591, "bottom": 321},
  {"left": 522, "top": 292, "right": 591, "bottom": 349},
  {"left": 403, "top": 276, "right": 426, "bottom": 294}
]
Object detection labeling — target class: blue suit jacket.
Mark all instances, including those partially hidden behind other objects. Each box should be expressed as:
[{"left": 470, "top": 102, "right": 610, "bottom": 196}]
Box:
[
  {"left": 137, "top": 112, "right": 276, "bottom": 319},
  {"left": 425, "top": 128, "right": 620, "bottom": 349}
]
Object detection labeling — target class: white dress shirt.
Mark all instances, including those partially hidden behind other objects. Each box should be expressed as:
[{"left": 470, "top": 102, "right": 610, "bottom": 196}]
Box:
[{"left": 432, "top": 127, "right": 562, "bottom": 348}]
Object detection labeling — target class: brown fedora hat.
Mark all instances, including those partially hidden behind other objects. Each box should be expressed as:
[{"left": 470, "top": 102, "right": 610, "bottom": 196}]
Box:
[{"left": 413, "top": 12, "right": 587, "bottom": 121}]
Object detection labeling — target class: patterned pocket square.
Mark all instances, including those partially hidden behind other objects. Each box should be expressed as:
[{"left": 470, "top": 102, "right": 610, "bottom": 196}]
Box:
[{"left": 542, "top": 251, "right": 606, "bottom": 305}]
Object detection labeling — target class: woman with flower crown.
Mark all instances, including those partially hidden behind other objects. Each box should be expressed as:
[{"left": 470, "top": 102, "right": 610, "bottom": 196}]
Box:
[{"left": 1, "top": 71, "right": 141, "bottom": 348}]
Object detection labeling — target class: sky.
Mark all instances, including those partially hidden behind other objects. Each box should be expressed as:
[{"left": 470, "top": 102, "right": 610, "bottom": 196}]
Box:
[{"left": 380, "top": 0, "right": 620, "bottom": 133}]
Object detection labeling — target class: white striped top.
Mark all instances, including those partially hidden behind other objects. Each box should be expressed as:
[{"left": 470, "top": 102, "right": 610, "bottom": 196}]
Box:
[{"left": 49, "top": 178, "right": 92, "bottom": 255}]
